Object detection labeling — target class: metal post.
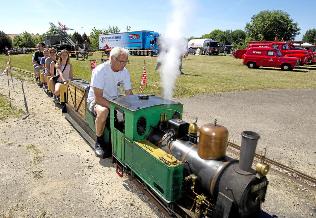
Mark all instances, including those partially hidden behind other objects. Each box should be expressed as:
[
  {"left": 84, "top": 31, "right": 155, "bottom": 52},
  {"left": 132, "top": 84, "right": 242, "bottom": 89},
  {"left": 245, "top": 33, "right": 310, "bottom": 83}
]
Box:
[
  {"left": 21, "top": 80, "right": 29, "bottom": 118},
  {"left": 7, "top": 76, "right": 11, "bottom": 108}
]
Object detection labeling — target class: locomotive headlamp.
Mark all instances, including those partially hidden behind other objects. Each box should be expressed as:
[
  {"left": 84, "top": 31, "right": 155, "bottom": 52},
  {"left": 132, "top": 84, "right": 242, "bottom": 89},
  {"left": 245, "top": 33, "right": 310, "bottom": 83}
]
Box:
[{"left": 255, "top": 163, "right": 270, "bottom": 176}]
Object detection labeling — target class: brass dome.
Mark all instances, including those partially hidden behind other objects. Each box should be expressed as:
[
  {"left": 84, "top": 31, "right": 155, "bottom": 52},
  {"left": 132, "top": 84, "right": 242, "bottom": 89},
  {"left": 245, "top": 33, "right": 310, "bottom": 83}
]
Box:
[{"left": 197, "top": 119, "right": 228, "bottom": 160}]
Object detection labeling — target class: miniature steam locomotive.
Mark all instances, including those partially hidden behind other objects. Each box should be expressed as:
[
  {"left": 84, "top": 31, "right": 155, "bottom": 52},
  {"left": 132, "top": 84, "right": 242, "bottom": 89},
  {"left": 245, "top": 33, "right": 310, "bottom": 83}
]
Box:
[{"left": 63, "top": 79, "right": 269, "bottom": 218}]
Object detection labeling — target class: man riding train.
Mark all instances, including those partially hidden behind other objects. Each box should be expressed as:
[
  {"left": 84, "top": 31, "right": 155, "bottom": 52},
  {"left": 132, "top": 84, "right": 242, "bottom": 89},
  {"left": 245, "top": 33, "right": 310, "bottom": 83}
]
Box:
[{"left": 87, "top": 47, "right": 133, "bottom": 158}]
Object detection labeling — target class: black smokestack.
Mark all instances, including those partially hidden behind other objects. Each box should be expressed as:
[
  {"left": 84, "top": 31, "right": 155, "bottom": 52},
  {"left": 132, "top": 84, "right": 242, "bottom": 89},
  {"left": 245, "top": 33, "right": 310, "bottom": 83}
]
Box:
[{"left": 239, "top": 131, "right": 260, "bottom": 172}]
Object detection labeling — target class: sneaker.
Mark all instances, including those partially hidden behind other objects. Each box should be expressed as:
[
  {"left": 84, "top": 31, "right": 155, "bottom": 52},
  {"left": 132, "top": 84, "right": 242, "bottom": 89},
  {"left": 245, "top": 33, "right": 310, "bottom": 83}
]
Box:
[
  {"left": 94, "top": 142, "right": 105, "bottom": 158},
  {"left": 104, "top": 144, "right": 112, "bottom": 158}
]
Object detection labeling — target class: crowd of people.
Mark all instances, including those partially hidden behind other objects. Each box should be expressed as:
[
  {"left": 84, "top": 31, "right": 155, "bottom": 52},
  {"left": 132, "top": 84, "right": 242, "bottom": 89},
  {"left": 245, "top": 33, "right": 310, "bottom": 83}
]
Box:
[{"left": 32, "top": 44, "right": 133, "bottom": 159}]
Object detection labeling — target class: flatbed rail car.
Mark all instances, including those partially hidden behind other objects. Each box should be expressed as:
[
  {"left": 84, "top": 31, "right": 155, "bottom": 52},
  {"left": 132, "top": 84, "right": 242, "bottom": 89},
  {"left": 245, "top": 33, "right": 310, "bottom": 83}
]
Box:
[{"left": 62, "top": 79, "right": 270, "bottom": 218}]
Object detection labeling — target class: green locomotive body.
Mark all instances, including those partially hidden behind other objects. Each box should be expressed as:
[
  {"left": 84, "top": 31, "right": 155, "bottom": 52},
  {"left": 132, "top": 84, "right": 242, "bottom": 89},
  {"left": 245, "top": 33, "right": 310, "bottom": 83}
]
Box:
[
  {"left": 65, "top": 79, "right": 269, "bottom": 218},
  {"left": 108, "top": 95, "right": 184, "bottom": 203}
]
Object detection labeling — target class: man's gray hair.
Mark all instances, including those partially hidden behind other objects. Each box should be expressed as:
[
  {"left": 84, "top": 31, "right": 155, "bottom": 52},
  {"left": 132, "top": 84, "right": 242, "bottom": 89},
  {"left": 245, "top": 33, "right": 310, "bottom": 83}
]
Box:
[{"left": 110, "top": 47, "right": 129, "bottom": 58}]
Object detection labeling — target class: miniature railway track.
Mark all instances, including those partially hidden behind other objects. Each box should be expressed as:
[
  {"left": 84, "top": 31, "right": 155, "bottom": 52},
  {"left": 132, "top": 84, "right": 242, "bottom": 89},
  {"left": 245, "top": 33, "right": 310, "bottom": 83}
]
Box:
[{"left": 227, "top": 142, "right": 316, "bottom": 187}]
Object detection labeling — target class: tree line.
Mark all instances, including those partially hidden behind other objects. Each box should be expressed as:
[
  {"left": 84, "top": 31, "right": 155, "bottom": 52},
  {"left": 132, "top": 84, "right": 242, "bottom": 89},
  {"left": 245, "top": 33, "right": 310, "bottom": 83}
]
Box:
[
  {"left": 0, "top": 24, "right": 120, "bottom": 53},
  {"left": 195, "top": 10, "right": 315, "bottom": 49},
  {"left": 1, "top": 10, "right": 316, "bottom": 53}
]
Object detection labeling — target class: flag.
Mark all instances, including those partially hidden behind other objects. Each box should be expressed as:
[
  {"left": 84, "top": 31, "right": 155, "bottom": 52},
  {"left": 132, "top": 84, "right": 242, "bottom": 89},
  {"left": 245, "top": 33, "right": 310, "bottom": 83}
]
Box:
[
  {"left": 90, "top": 60, "right": 97, "bottom": 71},
  {"left": 140, "top": 60, "right": 148, "bottom": 92}
]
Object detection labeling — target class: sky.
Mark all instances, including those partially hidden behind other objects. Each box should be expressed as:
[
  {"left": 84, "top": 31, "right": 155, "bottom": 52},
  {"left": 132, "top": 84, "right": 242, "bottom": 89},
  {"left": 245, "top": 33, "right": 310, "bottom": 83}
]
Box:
[{"left": 0, "top": 0, "right": 315, "bottom": 40}]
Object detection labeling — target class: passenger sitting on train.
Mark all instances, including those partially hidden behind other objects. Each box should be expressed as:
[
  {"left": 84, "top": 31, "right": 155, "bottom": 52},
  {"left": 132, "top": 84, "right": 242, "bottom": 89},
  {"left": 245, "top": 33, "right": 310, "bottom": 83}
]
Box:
[
  {"left": 53, "top": 49, "right": 73, "bottom": 97},
  {"left": 40, "top": 48, "right": 49, "bottom": 67},
  {"left": 48, "top": 48, "right": 57, "bottom": 93},
  {"left": 32, "top": 42, "right": 45, "bottom": 81},
  {"left": 45, "top": 48, "right": 55, "bottom": 76},
  {"left": 39, "top": 48, "right": 49, "bottom": 86},
  {"left": 87, "top": 47, "right": 133, "bottom": 158}
]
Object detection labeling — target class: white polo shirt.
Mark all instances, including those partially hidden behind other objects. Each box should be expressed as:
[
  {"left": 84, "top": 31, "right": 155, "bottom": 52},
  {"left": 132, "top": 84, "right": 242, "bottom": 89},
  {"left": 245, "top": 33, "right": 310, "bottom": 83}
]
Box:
[{"left": 87, "top": 61, "right": 132, "bottom": 102}]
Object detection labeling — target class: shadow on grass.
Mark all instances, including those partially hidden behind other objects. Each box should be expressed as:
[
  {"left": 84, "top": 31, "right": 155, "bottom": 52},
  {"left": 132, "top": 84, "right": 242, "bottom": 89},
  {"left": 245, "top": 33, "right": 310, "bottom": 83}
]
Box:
[
  {"left": 180, "top": 72, "right": 202, "bottom": 77},
  {"left": 292, "top": 69, "right": 309, "bottom": 73},
  {"left": 296, "top": 66, "right": 316, "bottom": 70},
  {"left": 256, "top": 67, "right": 308, "bottom": 73}
]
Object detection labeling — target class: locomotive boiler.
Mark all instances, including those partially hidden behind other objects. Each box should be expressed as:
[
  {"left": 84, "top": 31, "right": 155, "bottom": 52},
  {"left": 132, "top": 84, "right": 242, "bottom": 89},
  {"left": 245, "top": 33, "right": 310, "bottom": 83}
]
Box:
[{"left": 64, "top": 79, "right": 269, "bottom": 218}]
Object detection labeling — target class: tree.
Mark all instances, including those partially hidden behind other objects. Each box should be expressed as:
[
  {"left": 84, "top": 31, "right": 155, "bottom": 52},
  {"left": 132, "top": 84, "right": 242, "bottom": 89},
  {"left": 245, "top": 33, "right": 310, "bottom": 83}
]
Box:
[
  {"left": 107, "top": 25, "right": 120, "bottom": 34},
  {"left": 0, "top": 31, "right": 12, "bottom": 53},
  {"left": 13, "top": 31, "right": 35, "bottom": 48},
  {"left": 33, "top": 33, "right": 44, "bottom": 45},
  {"left": 303, "top": 29, "right": 316, "bottom": 44},
  {"left": 208, "top": 29, "right": 224, "bottom": 41},
  {"left": 231, "top": 29, "right": 246, "bottom": 44},
  {"left": 223, "top": 30, "right": 232, "bottom": 45},
  {"left": 89, "top": 26, "right": 121, "bottom": 50},
  {"left": 72, "top": 31, "right": 83, "bottom": 45},
  {"left": 89, "top": 28, "right": 106, "bottom": 50},
  {"left": 245, "top": 10, "right": 300, "bottom": 41},
  {"left": 204, "top": 29, "right": 232, "bottom": 44},
  {"left": 82, "top": 33, "right": 90, "bottom": 43}
]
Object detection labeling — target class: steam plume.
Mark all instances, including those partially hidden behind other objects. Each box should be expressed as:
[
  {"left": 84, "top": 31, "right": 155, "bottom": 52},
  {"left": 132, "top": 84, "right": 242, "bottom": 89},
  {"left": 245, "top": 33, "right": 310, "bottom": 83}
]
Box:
[{"left": 159, "top": 0, "right": 194, "bottom": 99}]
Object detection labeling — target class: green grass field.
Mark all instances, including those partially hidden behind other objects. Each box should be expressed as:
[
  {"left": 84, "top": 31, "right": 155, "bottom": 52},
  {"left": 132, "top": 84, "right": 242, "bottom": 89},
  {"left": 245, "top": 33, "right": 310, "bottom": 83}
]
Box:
[{"left": 1, "top": 52, "right": 316, "bottom": 97}]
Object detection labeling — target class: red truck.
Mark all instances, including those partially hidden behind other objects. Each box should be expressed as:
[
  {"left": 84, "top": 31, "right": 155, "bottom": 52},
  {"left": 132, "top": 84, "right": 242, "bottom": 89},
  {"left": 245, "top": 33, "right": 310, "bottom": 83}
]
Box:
[
  {"left": 233, "top": 41, "right": 312, "bottom": 65},
  {"left": 243, "top": 47, "right": 299, "bottom": 70}
]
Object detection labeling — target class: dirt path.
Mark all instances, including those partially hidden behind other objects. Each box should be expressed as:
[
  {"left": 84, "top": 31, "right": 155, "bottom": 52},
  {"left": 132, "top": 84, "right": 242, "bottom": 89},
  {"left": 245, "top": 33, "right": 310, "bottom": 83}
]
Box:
[
  {"left": 0, "top": 74, "right": 161, "bottom": 217},
  {"left": 0, "top": 73, "right": 315, "bottom": 217}
]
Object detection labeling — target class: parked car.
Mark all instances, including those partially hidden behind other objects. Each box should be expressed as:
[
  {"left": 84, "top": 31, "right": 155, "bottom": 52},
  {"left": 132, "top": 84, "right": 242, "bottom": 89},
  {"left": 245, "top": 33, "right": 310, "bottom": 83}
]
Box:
[
  {"left": 233, "top": 49, "right": 247, "bottom": 59},
  {"left": 243, "top": 47, "right": 299, "bottom": 71},
  {"left": 248, "top": 41, "right": 312, "bottom": 65},
  {"left": 233, "top": 41, "right": 312, "bottom": 65}
]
